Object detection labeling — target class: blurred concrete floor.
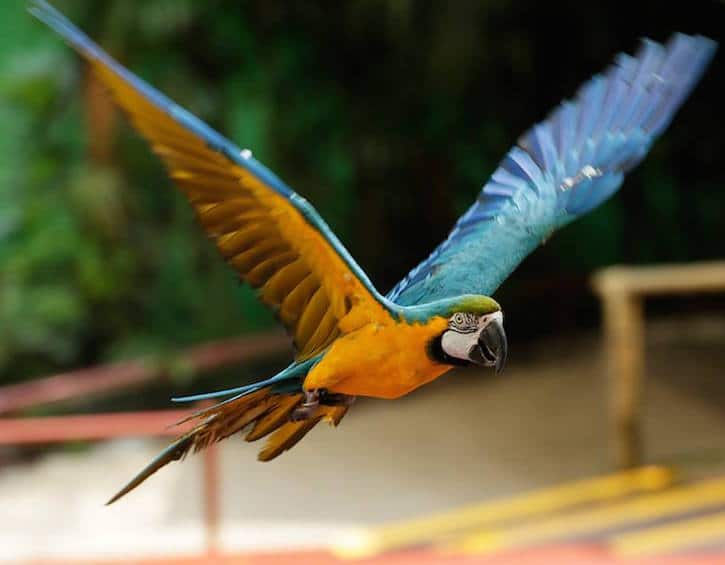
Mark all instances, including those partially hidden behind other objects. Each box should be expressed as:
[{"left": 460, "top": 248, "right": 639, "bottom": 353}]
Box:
[{"left": 2, "top": 315, "right": 725, "bottom": 560}]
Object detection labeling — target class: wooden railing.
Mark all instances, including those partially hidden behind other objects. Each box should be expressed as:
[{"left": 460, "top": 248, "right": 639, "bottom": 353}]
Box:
[{"left": 592, "top": 261, "right": 725, "bottom": 469}]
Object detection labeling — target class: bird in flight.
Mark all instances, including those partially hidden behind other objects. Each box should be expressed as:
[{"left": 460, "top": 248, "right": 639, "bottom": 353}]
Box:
[{"left": 30, "top": 0, "right": 716, "bottom": 504}]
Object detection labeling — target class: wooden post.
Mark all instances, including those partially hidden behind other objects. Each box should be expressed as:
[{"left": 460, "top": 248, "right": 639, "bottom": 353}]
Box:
[
  {"left": 593, "top": 262, "right": 725, "bottom": 469},
  {"left": 203, "top": 442, "right": 220, "bottom": 556},
  {"left": 198, "top": 400, "right": 220, "bottom": 556},
  {"left": 600, "top": 290, "right": 645, "bottom": 468}
]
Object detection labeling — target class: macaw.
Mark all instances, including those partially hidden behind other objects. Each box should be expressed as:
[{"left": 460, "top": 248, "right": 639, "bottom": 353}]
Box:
[{"left": 30, "top": 0, "right": 716, "bottom": 504}]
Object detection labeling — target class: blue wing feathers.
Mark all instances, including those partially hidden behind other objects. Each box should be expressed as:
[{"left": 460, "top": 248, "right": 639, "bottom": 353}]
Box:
[
  {"left": 556, "top": 101, "right": 578, "bottom": 158},
  {"left": 389, "top": 34, "right": 716, "bottom": 305},
  {"left": 491, "top": 168, "right": 527, "bottom": 194},
  {"left": 171, "top": 358, "right": 318, "bottom": 403}
]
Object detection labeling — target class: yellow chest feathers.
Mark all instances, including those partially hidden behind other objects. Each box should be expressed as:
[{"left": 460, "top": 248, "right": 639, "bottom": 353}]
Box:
[{"left": 304, "top": 317, "right": 452, "bottom": 399}]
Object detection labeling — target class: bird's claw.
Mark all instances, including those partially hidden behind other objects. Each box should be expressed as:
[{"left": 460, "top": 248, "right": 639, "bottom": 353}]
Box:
[
  {"left": 290, "top": 389, "right": 321, "bottom": 421},
  {"left": 289, "top": 390, "right": 356, "bottom": 421}
]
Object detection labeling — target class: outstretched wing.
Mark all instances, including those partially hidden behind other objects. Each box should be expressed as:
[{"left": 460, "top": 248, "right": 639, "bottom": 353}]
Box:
[
  {"left": 31, "top": 1, "right": 396, "bottom": 360},
  {"left": 388, "top": 34, "right": 716, "bottom": 306}
]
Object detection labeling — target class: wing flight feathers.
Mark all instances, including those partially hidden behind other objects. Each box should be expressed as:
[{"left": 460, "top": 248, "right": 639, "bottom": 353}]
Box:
[
  {"left": 389, "top": 34, "right": 716, "bottom": 306},
  {"left": 31, "top": 0, "right": 395, "bottom": 359}
]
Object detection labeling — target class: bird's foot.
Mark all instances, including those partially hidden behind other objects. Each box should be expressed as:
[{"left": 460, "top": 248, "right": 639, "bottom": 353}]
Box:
[
  {"left": 290, "top": 389, "right": 322, "bottom": 421},
  {"left": 290, "top": 390, "right": 356, "bottom": 421}
]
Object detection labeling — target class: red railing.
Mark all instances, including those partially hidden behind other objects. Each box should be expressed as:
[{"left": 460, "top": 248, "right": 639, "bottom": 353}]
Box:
[
  {"left": 0, "top": 332, "right": 289, "bottom": 415},
  {"left": 0, "top": 332, "right": 289, "bottom": 561}
]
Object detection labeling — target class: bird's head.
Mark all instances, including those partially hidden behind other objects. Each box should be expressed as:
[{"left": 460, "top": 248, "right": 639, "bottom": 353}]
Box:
[
  {"left": 437, "top": 308, "right": 507, "bottom": 373},
  {"left": 404, "top": 295, "right": 507, "bottom": 373}
]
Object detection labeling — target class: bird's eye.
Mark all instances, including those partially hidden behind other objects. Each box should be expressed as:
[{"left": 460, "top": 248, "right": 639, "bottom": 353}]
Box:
[
  {"left": 450, "top": 312, "right": 481, "bottom": 333},
  {"left": 450, "top": 312, "right": 476, "bottom": 331}
]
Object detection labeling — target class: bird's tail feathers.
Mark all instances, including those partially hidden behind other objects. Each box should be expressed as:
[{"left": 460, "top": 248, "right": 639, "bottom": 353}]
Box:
[{"left": 107, "top": 386, "right": 348, "bottom": 504}]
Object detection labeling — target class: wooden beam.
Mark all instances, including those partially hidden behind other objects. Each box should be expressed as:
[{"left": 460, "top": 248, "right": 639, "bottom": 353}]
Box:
[{"left": 592, "top": 261, "right": 725, "bottom": 296}]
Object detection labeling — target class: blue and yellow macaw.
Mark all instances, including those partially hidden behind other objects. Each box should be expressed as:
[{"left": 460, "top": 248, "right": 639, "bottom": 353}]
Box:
[{"left": 31, "top": 1, "right": 716, "bottom": 503}]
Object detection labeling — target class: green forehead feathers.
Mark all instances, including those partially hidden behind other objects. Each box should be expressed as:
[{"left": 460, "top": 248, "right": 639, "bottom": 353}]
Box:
[
  {"left": 448, "top": 295, "right": 501, "bottom": 316},
  {"left": 399, "top": 294, "right": 501, "bottom": 323}
]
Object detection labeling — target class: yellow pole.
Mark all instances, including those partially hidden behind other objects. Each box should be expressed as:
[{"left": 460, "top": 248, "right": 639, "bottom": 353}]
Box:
[
  {"left": 456, "top": 475, "right": 725, "bottom": 555},
  {"left": 332, "top": 466, "right": 673, "bottom": 558}
]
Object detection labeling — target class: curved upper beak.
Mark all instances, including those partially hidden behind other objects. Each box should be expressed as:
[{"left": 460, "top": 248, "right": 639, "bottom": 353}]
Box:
[{"left": 477, "top": 314, "right": 508, "bottom": 374}]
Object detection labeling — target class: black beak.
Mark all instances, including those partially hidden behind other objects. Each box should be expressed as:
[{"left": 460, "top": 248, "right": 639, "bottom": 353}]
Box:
[{"left": 477, "top": 317, "right": 508, "bottom": 374}]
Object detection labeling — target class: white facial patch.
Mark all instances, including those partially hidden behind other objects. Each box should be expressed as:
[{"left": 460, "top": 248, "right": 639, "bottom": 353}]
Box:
[{"left": 441, "top": 328, "right": 479, "bottom": 361}]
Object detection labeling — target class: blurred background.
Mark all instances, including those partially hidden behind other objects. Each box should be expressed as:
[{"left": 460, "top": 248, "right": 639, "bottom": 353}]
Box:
[{"left": 1, "top": 0, "right": 725, "bottom": 563}]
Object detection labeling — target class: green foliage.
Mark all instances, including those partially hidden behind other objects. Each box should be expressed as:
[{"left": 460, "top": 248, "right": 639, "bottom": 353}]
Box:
[{"left": 1, "top": 0, "right": 723, "bottom": 380}]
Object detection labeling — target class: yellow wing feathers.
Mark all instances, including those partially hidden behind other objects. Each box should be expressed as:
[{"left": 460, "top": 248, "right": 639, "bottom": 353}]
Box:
[{"left": 81, "top": 50, "right": 391, "bottom": 360}]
